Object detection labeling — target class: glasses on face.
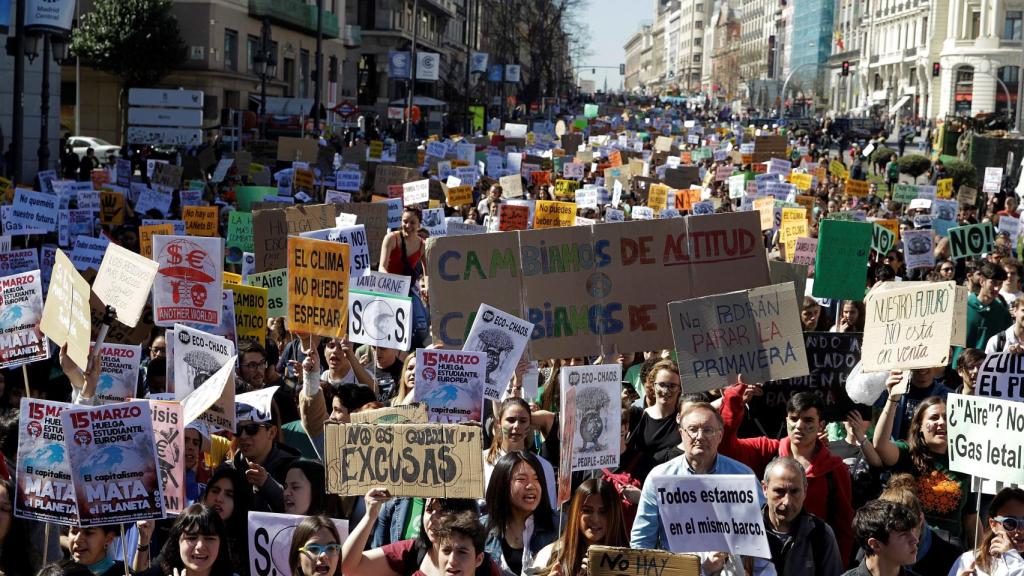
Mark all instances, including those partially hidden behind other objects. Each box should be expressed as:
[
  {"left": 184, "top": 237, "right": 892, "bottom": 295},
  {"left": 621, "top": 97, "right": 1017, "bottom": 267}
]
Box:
[
  {"left": 241, "top": 360, "right": 268, "bottom": 371},
  {"left": 236, "top": 423, "right": 267, "bottom": 436},
  {"left": 682, "top": 426, "right": 722, "bottom": 438},
  {"left": 994, "top": 516, "right": 1024, "bottom": 532},
  {"left": 300, "top": 543, "right": 342, "bottom": 557}
]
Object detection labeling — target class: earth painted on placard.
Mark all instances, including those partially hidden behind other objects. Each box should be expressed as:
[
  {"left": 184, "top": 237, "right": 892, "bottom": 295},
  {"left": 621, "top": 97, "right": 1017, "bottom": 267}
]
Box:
[{"left": 362, "top": 299, "right": 395, "bottom": 340}]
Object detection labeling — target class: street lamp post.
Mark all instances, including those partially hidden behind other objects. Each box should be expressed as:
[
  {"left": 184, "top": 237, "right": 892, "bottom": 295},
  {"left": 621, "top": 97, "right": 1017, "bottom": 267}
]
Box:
[
  {"left": 254, "top": 18, "right": 277, "bottom": 139},
  {"left": 34, "top": 33, "right": 68, "bottom": 173},
  {"left": 312, "top": 0, "right": 323, "bottom": 137}
]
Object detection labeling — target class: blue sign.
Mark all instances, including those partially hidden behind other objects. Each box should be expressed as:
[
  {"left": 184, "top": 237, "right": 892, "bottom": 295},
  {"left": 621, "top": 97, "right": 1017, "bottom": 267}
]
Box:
[
  {"left": 487, "top": 64, "right": 503, "bottom": 83},
  {"left": 388, "top": 51, "right": 411, "bottom": 80}
]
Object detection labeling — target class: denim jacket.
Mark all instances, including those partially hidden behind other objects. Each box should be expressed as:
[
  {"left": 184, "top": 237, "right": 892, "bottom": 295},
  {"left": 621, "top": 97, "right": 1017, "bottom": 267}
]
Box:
[{"left": 481, "top": 512, "right": 559, "bottom": 576}]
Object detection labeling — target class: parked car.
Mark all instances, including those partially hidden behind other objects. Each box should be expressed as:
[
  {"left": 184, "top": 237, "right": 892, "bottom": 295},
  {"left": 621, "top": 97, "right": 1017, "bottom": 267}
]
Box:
[{"left": 68, "top": 136, "right": 120, "bottom": 162}]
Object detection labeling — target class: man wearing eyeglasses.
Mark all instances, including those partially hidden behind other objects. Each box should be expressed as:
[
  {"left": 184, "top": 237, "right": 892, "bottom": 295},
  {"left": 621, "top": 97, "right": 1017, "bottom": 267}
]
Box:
[
  {"left": 630, "top": 402, "right": 763, "bottom": 551},
  {"left": 236, "top": 340, "right": 299, "bottom": 425},
  {"left": 719, "top": 385, "right": 856, "bottom": 566},
  {"left": 230, "top": 398, "right": 299, "bottom": 513}
]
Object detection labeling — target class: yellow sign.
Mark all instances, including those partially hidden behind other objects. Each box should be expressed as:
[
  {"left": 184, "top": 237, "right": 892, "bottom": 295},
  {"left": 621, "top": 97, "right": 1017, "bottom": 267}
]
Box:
[
  {"left": 781, "top": 207, "right": 807, "bottom": 223},
  {"left": 648, "top": 184, "right": 669, "bottom": 211},
  {"left": 288, "top": 236, "right": 350, "bottom": 338},
  {"left": 554, "top": 179, "right": 579, "bottom": 200},
  {"left": 0, "top": 176, "right": 12, "bottom": 204},
  {"left": 445, "top": 185, "right": 473, "bottom": 207},
  {"left": 780, "top": 220, "right": 809, "bottom": 262},
  {"left": 845, "top": 178, "right": 869, "bottom": 197},
  {"left": 754, "top": 196, "right": 775, "bottom": 231},
  {"left": 790, "top": 173, "right": 813, "bottom": 191},
  {"left": 139, "top": 224, "right": 174, "bottom": 259},
  {"left": 936, "top": 178, "right": 954, "bottom": 199},
  {"left": 369, "top": 140, "right": 384, "bottom": 161},
  {"left": 533, "top": 200, "right": 576, "bottom": 229},
  {"left": 99, "top": 190, "right": 126, "bottom": 226},
  {"left": 223, "top": 272, "right": 242, "bottom": 285},
  {"left": 829, "top": 160, "right": 848, "bottom": 180},
  {"left": 231, "top": 282, "right": 268, "bottom": 343},
  {"left": 183, "top": 206, "right": 219, "bottom": 237}
]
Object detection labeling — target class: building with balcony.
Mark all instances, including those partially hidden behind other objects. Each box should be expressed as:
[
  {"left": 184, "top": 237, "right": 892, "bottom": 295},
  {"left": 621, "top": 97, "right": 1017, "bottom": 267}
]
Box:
[
  {"left": 738, "top": 0, "right": 784, "bottom": 111},
  {"left": 852, "top": 0, "right": 940, "bottom": 121},
  {"left": 825, "top": 0, "right": 868, "bottom": 115},
  {"left": 706, "top": 0, "right": 743, "bottom": 104},
  {"left": 938, "top": 0, "right": 1021, "bottom": 118},
  {"left": 64, "top": 0, "right": 349, "bottom": 145}
]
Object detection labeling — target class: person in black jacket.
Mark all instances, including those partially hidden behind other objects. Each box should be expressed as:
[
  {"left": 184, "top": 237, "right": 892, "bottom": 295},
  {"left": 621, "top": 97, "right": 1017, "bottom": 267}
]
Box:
[
  {"left": 763, "top": 457, "right": 843, "bottom": 576},
  {"left": 230, "top": 398, "right": 299, "bottom": 512}
]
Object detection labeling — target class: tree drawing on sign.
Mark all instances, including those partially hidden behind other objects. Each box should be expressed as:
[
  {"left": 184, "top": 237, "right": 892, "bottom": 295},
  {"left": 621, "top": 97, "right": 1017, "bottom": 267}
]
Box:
[
  {"left": 182, "top": 350, "right": 219, "bottom": 390},
  {"left": 470, "top": 329, "right": 514, "bottom": 386},
  {"left": 575, "top": 387, "right": 610, "bottom": 453}
]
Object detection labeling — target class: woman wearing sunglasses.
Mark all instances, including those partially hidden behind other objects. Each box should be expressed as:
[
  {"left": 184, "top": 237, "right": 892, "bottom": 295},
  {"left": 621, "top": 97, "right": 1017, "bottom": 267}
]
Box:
[
  {"left": 949, "top": 487, "right": 1024, "bottom": 576},
  {"left": 289, "top": 515, "right": 343, "bottom": 576}
]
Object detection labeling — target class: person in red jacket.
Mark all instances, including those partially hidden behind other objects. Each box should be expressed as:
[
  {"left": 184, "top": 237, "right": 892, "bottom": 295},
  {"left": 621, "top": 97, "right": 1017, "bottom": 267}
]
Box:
[{"left": 719, "top": 382, "right": 856, "bottom": 567}]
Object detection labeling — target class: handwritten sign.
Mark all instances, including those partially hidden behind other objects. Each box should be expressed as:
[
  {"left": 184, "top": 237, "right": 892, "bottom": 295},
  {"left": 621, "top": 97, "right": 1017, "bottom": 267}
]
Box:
[
  {"left": 947, "top": 393, "right": 1024, "bottom": 484},
  {"left": 499, "top": 204, "right": 530, "bottom": 231},
  {"left": 183, "top": 206, "right": 219, "bottom": 237},
  {"left": 287, "top": 236, "right": 349, "bottom": 338},
  {"left": 92, "top": 243, "right": 159, "bottom": 328},
  {"left": 936, "top": 177, "right": 954, "bottom": 199},
  {"left": 589, "top": 546, "right": 699, "bottom": 576},
  {"left": 669, "top": 282, "right": 808, "bottom": 391},
  {"left": 445, "top": 185, "right": 473, "bottom": 207},
  {"left": 862, "top": 281, "right": 967, "bottom": 371},
  {"left": 845, "top": 178, "right": 869, "bottom": 197},
  {"left": 40, "top": 249, "right": 91, "bottom": 369},
  {"left": 949, "top": 222, "right": 995, "bottom": 260},
  {"left": 534, "top": 200, "right": 576, "bottom": 228},
  {"left": 324, "top": 423, "right": 484, "bottom": 498},
  {"left": 246, "top": 268, "right": 287, "bottom": 317}
]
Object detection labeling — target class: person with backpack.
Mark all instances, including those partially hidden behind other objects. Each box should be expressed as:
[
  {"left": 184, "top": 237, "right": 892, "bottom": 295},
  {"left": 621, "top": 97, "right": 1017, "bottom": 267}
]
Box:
[
  {"left": 719, "top": 384, "right": 856, "bottom": 567},
  {"left": 986, "top": 297, "right": 1024, "bottom": 353}
]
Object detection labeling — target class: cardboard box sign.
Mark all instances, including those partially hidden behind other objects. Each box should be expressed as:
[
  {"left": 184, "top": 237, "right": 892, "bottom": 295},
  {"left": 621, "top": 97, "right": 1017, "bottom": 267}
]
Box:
[
  {"left": 349, "top": 404, "right": 429, "bottom": 425},
  {"left": 861, "top": 281, "right": 968, "bottom": 372},
  {"left": 668, "top": 282, "right": 810, "bottom": 391},
  {"left": 324, "top": 423, "right": 484, "bottom": 498},
  {"left": 588, "top": 546, "right": 699, "bottom": 576}
]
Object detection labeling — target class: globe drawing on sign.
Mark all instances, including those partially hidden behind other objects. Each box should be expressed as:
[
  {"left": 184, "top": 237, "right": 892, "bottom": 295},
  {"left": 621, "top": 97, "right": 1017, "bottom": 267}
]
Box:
[{"left": 362, "top": 298, "right": 395, "bottom": 341}]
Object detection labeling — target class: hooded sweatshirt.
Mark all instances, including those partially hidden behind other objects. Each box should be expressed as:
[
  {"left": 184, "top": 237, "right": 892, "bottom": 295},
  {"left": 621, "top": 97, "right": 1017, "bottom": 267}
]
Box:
[{"left": 719, "top": 384, "right": 856, "bottom": 567}]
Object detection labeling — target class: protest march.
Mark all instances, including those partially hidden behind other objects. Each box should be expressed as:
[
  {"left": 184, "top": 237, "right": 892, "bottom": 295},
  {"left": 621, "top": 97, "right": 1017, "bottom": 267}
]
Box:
[{"left": 6, "top": 89, "right": 1024, "bottom": 576}]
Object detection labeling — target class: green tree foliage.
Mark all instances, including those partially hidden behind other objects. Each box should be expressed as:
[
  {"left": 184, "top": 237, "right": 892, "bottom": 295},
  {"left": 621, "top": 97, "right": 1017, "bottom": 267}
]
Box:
[{"left": 898, "top": 154, "right": 932, "bottom": 178}]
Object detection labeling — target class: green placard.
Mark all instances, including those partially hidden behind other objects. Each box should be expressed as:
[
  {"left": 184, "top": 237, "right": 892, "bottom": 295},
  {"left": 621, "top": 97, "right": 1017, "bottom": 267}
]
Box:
[
  {"left": 584, "top": 103, "right": 599, "bottom": 118},
  {"left": 247, "top": 268, "right": 288, "bottom": 317},
  {"left": 812, "top": 220, "right": 872, "bottom": 301},
  {"left": 235, "top": 186, "right": 276, "bottom": 212},
  {"left": 226, "top": 211, "right": 254, "bottom": 260},
  {"left": 871, "top": 223, "right": 896, "bottom": 255},
  {"left": 891, "top": 183, "right": 918, "bottom": 203},
  {"left": 949, "top": 222, "right": 995, "bottom": 260}
]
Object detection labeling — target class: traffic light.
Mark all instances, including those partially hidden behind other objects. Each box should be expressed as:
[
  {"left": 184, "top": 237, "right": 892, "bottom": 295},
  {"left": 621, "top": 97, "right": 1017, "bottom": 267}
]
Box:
[
  {"left": 619, "top": 63, "right": 625, "bottom": 75},
  {"left": 329, "top": 55, "right": 338, "bottom": 83},
  {"left": 841, "top": 61, "right": 849, "bottom": 76},
  {"left": 933, "top": 62, "right": 941, "bottom": 77},
  {"left": 592, "top": 68, "right": 596, "bottom": 75}
]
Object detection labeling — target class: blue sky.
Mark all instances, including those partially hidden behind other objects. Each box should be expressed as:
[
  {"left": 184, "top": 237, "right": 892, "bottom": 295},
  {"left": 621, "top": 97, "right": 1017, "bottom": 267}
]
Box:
[{"left": 573, "top": 0, "right": 653, "bottom": 91}]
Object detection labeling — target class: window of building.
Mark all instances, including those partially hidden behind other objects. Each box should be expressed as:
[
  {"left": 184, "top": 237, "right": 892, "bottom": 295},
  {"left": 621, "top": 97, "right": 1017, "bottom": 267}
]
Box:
[
  {"left": 358, "top": 0, "right": 376, "bottom": 30},
  {"left": 284, "top": 58, "right": 295, "bottom": 97},
  {"left": 1005, "top": 11, "right": 1023, "bottom": 40},
  {"left": 300, "top": 49, "right": 310, "bottom": 99},
  {"left": 693, "top": 54, "right": 701, "bottom": 63},
  {"left": 971, "top": 11, "right": 981, "bottom": 39},
  {"left": 224, "top": 29, "right": 238, "bottom": 72},
  {"left": 695, "top": 20, "right": 703, "bottom": 29},
  {"left": 246, "top": 35, "right": 259, "bottom": 72}
]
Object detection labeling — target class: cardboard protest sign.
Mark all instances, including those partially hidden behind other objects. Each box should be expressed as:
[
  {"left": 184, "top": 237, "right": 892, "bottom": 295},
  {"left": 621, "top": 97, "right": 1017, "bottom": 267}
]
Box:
[
  {"left": 246, "top": 269, "right": 287, "bottom": 317},
  {"left": 10, "top": 189, "right": 59, "bottom": 232},
  {"left": 958, "top": 185, "right": 978, "bottom": 205},
  {"left": 152, "top": 235, "right": 224, "bottom": 327},
  {"left": 93, "top": 342, "right": 142, "bottom": 403},
  {"left": 892, "top": 184, "right": 918, "bottom": 203},
  {"left": 149, "top": 400, "right": 185, "bottom": 513},
  {"left": 14, "top": 399, "right": 78, "bottom": 524},
  {"left": 226, "top": 211, "right": 253, "bottom": 264},
  {"left": 588, "top": 546, "right": 699, "bottom": 576},
  {"left": 139, "top": 224, "right": 174, "bottom": 259},
  {"left": 92, "top": 243, "right": 159, "bottom": 328},
  {"left": 276, "top": 137, "right": 318, "bottom": 162},
  {"left": 40, "top": 249, "right": 91, "bottom": 369},
  {"left": 845, "top": 178, "right": 869, "bottom": 197},
  {"left": 287, "top": 236, "right": 350, "bottom": 338},
  {"left": 792, "top": 237, "right": 817, "bottom": 274},
  {"left": 349, "top": 289, "right": 412, "bottom": 350},
  {"left": 403, "top": 179, "right": 430, "bottom": 206},
  {"left": 765, "top": 332, "right": 863, "bottom": 432},
  {"left": 534, "top": 200, "right": 576, "bottom": 228},
  {"left": 353, "top": 270, "right": 410, "bottom": 296},
  {"left": 414, "top": 348, "right": 486, "bottom": 422},
  {"left": 753, "top": 197, "right": 775, "bottom": 231},
  {"left": 936, "top": 177, "right": 954, "bottom": 199},
  {"left": 812, "top": 220, "right": 871, "bottom": 301},
  {"left": 947, "top": 393, "right": 1024, "bottom": 484},
  {"left": 903, "top": 229, "right": 935, "bottom": 270},
  {"left": 862, "top": 281, "right": 967, "bottom": 371},
  {"left": 649, "top": 474, "right": 769, "bottom": 557},
  {"left": 427, "top": 212, "right": 770, "bottom": 359},
  {"left": 183, "top": 206, "right": 219, "bottom": 237},
  {"left": 668, "top": 282, "right": 809, "bottom": 391},
  {"left": 949, "top": 222, "right": 994, "bottom": 260},
  {"left": 499, "top": 204, "right": 530, "bottom": 231},
  {"left": 463, "top": 303, "right": 533, "bottom": 401},
  {"left": 299, "top": 224, "right": 372, "bottom": 279},
  {"left": 324, "top": 422, "right": 484, "bottom": 498},
  {"left": 373, "top": 165, "right": 422, "bottom": 197},
  {"left": 0, "top": 270, "right": 48, "bottom": 369},
  {"left": 779, "top": 220, "right": 807, "bottom": 262},
  {"left": 446, "top": 185, "right": 473, "bottom": 207},
  {"left": 230, "top": 283, "right": 268, "bottom": 344},
  {"left": 560, "top": 364, "right": 621, "bottom": 471},
  {"left": 349, "top": 403, "right": 428, "bottom": 425},
  {"left": 647, "top": 184, "right": 669, "bottom": 211},
  {"left": 247, "top": 512, "right": 349, "bottom": 576},
  {"left": 180, "top": 356, "right": 236, "bottom": 432},
  {"left": 975, "top": 352, "right": 1024, "bottom": 401}
]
